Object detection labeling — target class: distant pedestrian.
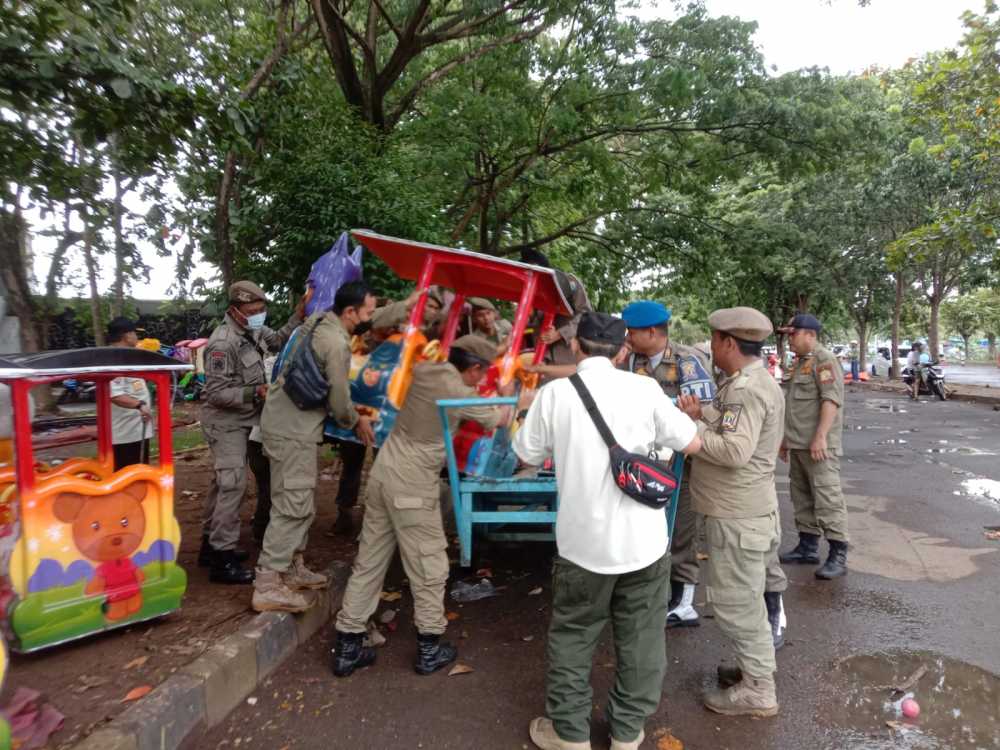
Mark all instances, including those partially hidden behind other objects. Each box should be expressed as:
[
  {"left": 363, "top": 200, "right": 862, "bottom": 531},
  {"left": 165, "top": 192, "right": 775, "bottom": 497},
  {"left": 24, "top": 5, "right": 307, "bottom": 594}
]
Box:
[
  {"left": 777, "top": 314, "right": 849, "bottom": 579},
  {"left": 107, "top": 317, "right": 153, "bottom": 471},
  {"left": 514, "top": 311, "right": 701, "bottom": 750},
  {"left": 849, "top": 340, "right": 860, "bottom": 382}
]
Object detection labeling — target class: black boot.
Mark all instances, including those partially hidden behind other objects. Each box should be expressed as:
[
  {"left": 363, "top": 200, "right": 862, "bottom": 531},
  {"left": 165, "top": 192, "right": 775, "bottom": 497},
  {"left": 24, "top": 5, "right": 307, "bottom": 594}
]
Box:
[
  {"left": 414, "top": 633, "right": 458, "bottom": 675},
  {"left": 778, "top": 533, "right": 820, "bottom": 565},
  {"left": 209, "top": 549, "right": 254, "bottom": 584},
  {"left": 332, "top": 508, "right": 355, "bottom": 537},
  {"left": 815, "top": 540, "right": 848, "bottom": 579},
  {"left": 764, "top": 591, "right": 786, "bottom": 650},
  {"left": 198, "top": 535, "right": 249, "bottom": 567},
  {"left": 331, "top": 631, "right": 376, "bottom": 677}
]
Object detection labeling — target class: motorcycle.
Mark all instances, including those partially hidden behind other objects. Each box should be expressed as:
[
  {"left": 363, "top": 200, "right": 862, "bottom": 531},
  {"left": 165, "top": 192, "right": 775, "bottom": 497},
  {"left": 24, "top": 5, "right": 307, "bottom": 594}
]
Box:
[
  {"left": 902, "top": 363, "right": 948, "bottom": 401},
  {"left": 56, "top": 378, "right": 97, "bottom": 404}
]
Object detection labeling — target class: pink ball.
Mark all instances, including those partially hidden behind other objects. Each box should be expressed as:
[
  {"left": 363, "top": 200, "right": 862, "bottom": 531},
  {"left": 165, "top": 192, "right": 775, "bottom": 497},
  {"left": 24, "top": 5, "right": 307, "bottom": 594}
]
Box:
[{"left": 901, "top": 698, "right": 920, "bottom": 718}]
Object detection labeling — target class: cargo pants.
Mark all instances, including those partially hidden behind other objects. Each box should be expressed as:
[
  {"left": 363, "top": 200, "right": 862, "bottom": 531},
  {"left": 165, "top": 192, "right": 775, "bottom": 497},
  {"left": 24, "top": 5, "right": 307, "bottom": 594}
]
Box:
[
  {"left": 546, "top": 553, "right": 670, "bottom": 744},
  {"left": 335, "top": 477, "right": 450, "bottom": 636},
  {"left": 704, "top": 512, "right": 780, "bottom": 680},
  {"left": 788, "top": 450, "right": 849, "bottom": 543},
  {"left": 669, "top": 475, "right": 702, "bottom": 585},
  {"left": 258, "top": 434, "right": 318, "bottom": 573},
  {"left": 202, "top": 423, "right": 268, "bottom": 551}
]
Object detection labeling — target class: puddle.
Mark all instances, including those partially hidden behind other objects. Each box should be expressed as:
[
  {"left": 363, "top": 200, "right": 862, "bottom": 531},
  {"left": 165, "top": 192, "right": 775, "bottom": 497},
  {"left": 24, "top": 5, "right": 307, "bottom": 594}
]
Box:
[
  {"left": 962, "top": 478, "right": 1000, "bottom": 503},
  {"left": 874, "top": 439, "right": 909, "bottom": 445},
  {"left": 927, "top": 446, "right": 997, "bottom": 456},
  {"left": 830, "top": 651, "right": 1000, "bottom": 748}
]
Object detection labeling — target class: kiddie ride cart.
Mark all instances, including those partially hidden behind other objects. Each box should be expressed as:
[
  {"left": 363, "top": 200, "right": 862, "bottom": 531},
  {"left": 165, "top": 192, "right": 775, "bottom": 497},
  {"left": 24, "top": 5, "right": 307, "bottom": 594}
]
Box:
[{"left": 0, "top": 348, "right": 190, "bottom": 652}]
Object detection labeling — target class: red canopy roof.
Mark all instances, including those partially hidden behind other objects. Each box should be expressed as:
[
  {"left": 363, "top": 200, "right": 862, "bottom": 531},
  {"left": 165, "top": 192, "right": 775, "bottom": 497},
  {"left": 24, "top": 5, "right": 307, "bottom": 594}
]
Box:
[{"left": 351, "top": 230, "right": 572, "bottom": 316}]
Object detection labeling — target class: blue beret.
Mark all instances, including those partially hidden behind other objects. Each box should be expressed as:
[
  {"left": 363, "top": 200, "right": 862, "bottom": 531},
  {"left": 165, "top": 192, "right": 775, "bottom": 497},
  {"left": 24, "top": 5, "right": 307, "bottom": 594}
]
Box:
[{"left": 621, "top": 301, "right": 671, "bottom": 329}]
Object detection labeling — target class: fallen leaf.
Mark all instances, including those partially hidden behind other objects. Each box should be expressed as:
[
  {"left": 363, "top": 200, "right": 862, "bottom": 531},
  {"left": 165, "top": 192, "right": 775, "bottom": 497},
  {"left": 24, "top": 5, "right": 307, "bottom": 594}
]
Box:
[
  {"left": 656, "top": 730, "right": 684, "bottom": 750},
  {"left": 448, "top": 663, "right": 475, "bottom": 676},
  {"left": 73, "top": 675, "right": 109, "bottom": 694},
  {"left": 379, "top": 591, "right": 402, "bottom": 602},
  {"left": 121, "top": 685, "right": 153, "bottom": 702},
  {"left": 886, "top": 720, "right": 908, "bottom": 732},
  {"left": 125, "top": 655, "right": 149, "bottom": 670},
  {"left": 446, "top": 611, "right": 461, "bottom": 621},
  {"left": 528, "top": 586, "right": 543, "bottom": 596},
  {"left": 475, "top": 568, "right": 493, "bottom": 578}
]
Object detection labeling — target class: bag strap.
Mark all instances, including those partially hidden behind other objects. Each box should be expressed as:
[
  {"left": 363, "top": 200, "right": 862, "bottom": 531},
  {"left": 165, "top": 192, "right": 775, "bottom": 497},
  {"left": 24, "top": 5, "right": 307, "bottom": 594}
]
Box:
[
  {"left": 568, "top": 374, "right": 618, "bottom": 449},
  {"left": 278, "top": 315, "right": 323, "bottom": 381}
]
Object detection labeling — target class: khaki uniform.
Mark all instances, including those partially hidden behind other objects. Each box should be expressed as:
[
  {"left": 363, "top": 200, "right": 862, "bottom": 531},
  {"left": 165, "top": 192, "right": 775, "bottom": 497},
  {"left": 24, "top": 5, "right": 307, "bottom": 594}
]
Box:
[
  {"left": 783, "top": 345, "right": 848, "bottom": 542},
  {"left": 690, "top": 359, "right": 785, "bottom": 679},
  {"left": 200, "top": 311, "right": 299, "bottom": 550},
  {"left": 259, "top": 313, "right": 358, "bottom": 572},
  {"left": 336, "top": 362, "right": 502, "bottom": 635},
  {"left": 543, "top": 273, "right": 592, "bottom": 366},
  {"left": 620, "top": 343, "right": 711, "bottom": 585},
  {"left": 472, "top": 317, "right": 512, "bottom": 347}
]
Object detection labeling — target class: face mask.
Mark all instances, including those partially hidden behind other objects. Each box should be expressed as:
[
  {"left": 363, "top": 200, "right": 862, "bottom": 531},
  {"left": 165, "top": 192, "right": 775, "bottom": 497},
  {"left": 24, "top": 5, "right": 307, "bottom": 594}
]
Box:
[{"left": 246, "top": 312, "right": 267, "bottom": 330}]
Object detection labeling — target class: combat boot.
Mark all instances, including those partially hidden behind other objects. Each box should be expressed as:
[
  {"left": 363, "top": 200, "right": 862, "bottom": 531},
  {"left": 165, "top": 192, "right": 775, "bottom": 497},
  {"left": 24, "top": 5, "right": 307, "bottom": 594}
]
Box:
[
  {"left": 527, "top": 717, "right": 592, "bottom": 750},
  {"left": 778, "top": 532, "right": 820, "bottom": 565},
  {"left": 251, "top": 568, "right": 312, "bottom": 612},
  {"left": 198, "top": 535, "right": 249, "bottom": 567},
  {"left": 703, "top": 675, "right": 778, "bottom": 717},
  {"left": 665, "top": 582, "right": 699, "bottom": 628},
  {"left": 815, "top": 540, "right": 848, "bottom": 579},
  {"left": 332, "top": 509, "right": 355, "bottom": 537},
  {"left": 609, "top": 729, "right": 644, "bottom": 750},
  {"left": 209, "top": 549, "right": 254, "bottom": 585},
  {"left": 414, "top": 633, "right": 458, "bottom": 675},
  {"left": 331, "top": 631, "right": 376, "bottom": 677},
  {"left": 283, "top": 553, "right": 328, "bottom": 591},
  {"left": 764, "top": 591, "right": 786, "bottom": 650}
]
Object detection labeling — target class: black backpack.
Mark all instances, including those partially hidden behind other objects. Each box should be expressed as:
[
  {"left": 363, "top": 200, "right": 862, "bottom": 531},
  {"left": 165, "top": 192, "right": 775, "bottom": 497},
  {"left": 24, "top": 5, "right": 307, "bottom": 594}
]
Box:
[{"left": 281, "top": 316, "right": 330, "bottom": 410}]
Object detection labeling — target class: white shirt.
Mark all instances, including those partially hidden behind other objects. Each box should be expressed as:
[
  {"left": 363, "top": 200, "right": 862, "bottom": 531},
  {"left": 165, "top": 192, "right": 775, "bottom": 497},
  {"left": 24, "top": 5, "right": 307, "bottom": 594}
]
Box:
[
  {"left": 512, "top": 357, "right": 697, "bottom": 575},
  {"left": 110, "top": 377, "right": 154, "bottom": 445}
]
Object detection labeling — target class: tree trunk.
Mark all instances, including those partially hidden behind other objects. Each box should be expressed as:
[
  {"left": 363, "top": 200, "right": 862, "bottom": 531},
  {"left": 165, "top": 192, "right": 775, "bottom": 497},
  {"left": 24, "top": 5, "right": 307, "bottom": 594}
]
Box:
[
  {"left": 81, "top": 211, "right": 106, "bottom": 346},
  {"left": 111, "top": 143, "right": 127, "bottom": 317},
  {"left": 928, "top": 296, "right": 941, "bottom": 361},
  {"left": 856, "top": 321, "right": 868, "bottom": 372},
  {"left": 890, "top": 271, "right": 903, "bottom": 379},
  {"left": 215, "top": 151, "right": 238, "bottom": 289},
  {"left": 962, "top": 335, "right": 970, "bottom": 364},
  {"left": 0, "top": 208, "right": 45, "bottom": 353},
  {"left": 989, "top": 334, "right": 996, "bottom": 364}
]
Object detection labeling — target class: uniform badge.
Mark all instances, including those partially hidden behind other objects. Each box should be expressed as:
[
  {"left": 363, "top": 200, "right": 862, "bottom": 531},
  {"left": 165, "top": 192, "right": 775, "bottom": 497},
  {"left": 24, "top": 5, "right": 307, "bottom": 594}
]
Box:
[
  {"left": 818, "top": 364, "right": 835, "bottom": 383},
  {"left": 681, "top": 361, "right": 696, "bottom": 379},
  {"left": 210, "top": 351, "right": 226, "bottom": 372},
  {"left": 663, "top": 364, "right": 678, "bottom": 384},
  {"left": 799, "top": 360, "right": 813, "bottom": 376},
  {"left": 720, "top": 404, "right": 743, "bottom": 432}
]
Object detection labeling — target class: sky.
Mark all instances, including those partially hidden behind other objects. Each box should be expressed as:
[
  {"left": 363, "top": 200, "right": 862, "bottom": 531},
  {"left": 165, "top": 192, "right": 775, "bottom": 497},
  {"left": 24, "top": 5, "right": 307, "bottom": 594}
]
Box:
[{"left": 31, "top": 0, "right": 975, "bottom": 301}]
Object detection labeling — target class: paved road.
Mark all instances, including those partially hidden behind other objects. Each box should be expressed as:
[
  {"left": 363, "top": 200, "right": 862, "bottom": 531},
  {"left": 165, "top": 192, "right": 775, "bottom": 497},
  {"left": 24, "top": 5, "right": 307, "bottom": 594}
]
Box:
[
  {"left": 186, "top": 388, "right": 1000, "bottom": 750},
  {"left": 940, "top": 363, "right": 1000, "bottom": 387}
]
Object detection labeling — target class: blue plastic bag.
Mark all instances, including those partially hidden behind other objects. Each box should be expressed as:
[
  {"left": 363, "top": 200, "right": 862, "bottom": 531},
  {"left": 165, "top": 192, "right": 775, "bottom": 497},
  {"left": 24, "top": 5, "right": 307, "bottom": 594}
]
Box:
[{"left": 305, "top": 232, "right": 363, "bottom": 316}]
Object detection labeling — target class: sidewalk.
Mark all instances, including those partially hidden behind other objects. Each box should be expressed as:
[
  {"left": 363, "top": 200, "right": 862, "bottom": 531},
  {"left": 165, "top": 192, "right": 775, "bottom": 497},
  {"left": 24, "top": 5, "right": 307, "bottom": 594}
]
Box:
[{"left": 859, "top": 377, "right": 1000, "bottom": 407}]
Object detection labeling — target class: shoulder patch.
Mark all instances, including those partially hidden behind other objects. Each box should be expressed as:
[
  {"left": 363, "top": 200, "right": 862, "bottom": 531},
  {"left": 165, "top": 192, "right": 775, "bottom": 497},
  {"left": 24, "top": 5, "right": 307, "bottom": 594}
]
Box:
[
  {"left": 720, "top": 404, "right": 743, "bottom": 432},
  {"left": 818, "top": 363, "right": 836, "bottom": 383},
  {"left": 210, "top": 350, "right": 227, "bottom": 372}
]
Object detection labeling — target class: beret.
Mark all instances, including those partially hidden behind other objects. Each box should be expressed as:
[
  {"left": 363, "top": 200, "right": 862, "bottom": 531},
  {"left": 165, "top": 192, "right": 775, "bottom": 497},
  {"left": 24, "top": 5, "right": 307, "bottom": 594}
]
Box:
[
  {"left": 621, "top": 300, "right": 671, "bottom": 328},
  {"left": 776, "top": 313, "right": 822, "bottom": 334}
]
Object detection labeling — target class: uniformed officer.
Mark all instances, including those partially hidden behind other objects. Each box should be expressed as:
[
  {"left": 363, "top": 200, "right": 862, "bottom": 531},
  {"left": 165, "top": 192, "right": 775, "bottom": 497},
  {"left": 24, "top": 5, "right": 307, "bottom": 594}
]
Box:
[
  {"left": 677, "top": 307, "right": 784, "bottom": 717},
  {"left": 252, "top": 281, "right": 377, "bottom": 612},
  {"left": 619, "top": 301, "right": 715, "bottom": 629},
  {"left": 332, "top": 335, "right": 518, "bottom": 678},
  {"left": 776, "top": 313, "right": 849, "bottom": 579},
  {"left": 468, "top": 297, "right": 513, "bottom": 348},
  {"left": 330, "top": 288, "right": 445, "bottom": 537},
  {"left": 200, "top": 280, "right": 302, "bottom": 584},
  {"left": 518, "top": 248, "right": 593, "bottom": 367}
]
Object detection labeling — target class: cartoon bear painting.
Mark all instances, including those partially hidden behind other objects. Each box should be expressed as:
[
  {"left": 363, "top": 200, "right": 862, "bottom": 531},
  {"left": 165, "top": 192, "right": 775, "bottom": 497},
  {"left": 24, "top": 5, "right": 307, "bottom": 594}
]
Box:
[{"left": 52, "top": 482, "right": 150, "bottom": 621}]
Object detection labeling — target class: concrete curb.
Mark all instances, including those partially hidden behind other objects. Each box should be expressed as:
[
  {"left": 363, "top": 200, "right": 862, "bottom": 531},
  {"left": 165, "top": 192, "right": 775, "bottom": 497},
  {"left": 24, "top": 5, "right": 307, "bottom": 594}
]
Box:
[
  {"left": 72, "top": 560, "right": 351, "bottom": 750},
  {"left": 859, "top": 380, "right": 1000, "bottom": 407}
]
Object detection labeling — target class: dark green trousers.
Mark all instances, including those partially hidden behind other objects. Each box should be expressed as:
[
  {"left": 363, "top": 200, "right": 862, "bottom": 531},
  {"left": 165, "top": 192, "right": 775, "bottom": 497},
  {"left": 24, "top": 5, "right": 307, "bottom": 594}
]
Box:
[{"left": 546, "top": 553, "right": 670, "bottom": 743}]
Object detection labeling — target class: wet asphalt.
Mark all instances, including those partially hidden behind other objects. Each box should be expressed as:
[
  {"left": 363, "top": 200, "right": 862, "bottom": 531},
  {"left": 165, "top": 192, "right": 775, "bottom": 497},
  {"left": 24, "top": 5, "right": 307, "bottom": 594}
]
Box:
[{"left": 187, "top": 388, "right": 1000, "bottom": 750}]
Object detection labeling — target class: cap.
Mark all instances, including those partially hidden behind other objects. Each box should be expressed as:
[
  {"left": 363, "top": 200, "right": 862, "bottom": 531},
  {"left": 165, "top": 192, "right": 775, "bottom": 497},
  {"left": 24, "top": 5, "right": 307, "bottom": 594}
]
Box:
[
  {"left": 576, "top": 311, "right": 627, "bottom": 346},
  {"left": 467, "top": 297, "right": 497, "bottom": 312},
  {"left": 107, "top": 317, "right": 141, "bottom": 338},
  {"left": 776, "top": 313, "right": 822, "bottom": 335},
  {"left": 229, "top": 280, "right": 267, "bottom": 304},
  {"left": 708, "top": 306, "right": 773, "bottom": 342},
  {"left": 621, "top": 300, "right": 671, "bottom": 329},
  {"left": 426, "top": 288, "right": 444, "bottom": 308},
  {"left": 371, "top": 303, "right": 408, "bottom": 331},
  {"left": 452, "top": 335, "right": 497, "bottom": 364}
]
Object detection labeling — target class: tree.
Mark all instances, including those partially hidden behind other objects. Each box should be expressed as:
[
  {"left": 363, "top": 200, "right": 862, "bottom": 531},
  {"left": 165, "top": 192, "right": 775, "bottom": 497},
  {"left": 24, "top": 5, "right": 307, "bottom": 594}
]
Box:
[{"left": 941, "top": 292, "right": 981, "bottom": 362}]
